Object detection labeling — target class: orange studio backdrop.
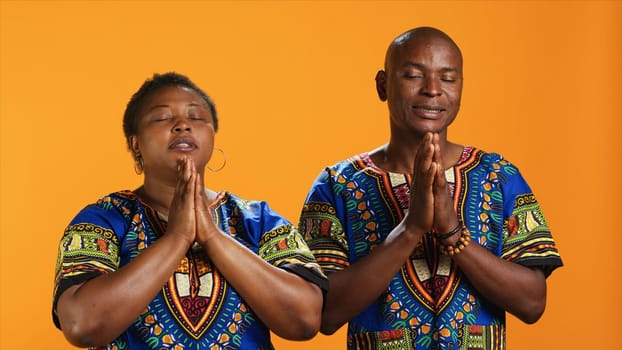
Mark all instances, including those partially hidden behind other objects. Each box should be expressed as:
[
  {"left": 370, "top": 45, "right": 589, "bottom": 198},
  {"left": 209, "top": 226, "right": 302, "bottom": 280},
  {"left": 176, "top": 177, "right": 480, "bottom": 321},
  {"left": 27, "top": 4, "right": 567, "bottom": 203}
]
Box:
[{"left": 1, "top": 1, "right": 620, "bottom": 349}]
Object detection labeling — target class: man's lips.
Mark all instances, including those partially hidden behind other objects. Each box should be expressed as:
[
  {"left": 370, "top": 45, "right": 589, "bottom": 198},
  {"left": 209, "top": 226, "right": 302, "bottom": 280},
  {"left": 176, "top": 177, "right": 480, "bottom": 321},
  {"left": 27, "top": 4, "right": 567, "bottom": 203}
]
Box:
[
  {"left": 413, "top": 105, "right": 445, "bottom": 112},
  {"left": 412, "top": 105, "right": 445, "bottom": 118},
  {"left": 169, "top": 137, "right": 197, "bottom": 150}
]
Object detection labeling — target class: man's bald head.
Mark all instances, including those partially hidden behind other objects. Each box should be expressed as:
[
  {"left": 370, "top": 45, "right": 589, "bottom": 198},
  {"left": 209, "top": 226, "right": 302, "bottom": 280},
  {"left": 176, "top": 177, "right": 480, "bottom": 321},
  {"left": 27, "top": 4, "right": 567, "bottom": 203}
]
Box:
[{"left": 384, "top": 27, "right": 462, "bottom": 72}]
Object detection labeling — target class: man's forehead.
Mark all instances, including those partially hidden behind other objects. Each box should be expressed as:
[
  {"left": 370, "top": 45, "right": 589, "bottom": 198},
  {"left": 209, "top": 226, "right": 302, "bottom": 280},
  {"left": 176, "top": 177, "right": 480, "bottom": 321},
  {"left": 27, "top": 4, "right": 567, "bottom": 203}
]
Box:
[
  {"left": 397, "top": 32, "right": 454, "bottom": 51},
  {"left": 384, "top": 28, "right": 462, "bottom": 70},
  {"left": 393, "top": 35, "right": 460, "bottom": 64}
]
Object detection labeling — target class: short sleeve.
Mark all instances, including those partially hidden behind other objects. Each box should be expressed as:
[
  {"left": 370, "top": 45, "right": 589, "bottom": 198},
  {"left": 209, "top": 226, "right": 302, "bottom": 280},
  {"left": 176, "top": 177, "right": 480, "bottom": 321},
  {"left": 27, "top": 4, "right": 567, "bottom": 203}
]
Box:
[
  {"left": 298, "top": 168, "right": 350, "bottom": 274},
  {"left": 258, "top": 223, "right": 328, "bottom": 292},
  {"left": 495, "top": 161, "right": 563, "bottom": 277},
  {"left": 52, "top": 204, "right": 124, "bottom": 329}
]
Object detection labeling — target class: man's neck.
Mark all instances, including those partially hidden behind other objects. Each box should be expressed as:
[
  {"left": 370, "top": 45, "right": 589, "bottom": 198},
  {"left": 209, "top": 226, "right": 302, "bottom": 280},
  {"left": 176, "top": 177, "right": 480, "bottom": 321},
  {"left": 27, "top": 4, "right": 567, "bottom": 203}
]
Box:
[{"left": 369, "top": 134, "right": 463, "bottom": 174}]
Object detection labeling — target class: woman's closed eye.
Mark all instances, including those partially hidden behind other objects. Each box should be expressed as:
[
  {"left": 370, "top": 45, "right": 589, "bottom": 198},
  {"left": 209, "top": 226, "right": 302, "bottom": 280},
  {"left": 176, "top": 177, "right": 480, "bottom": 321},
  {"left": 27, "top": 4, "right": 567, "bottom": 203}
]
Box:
[{"left": 154, "top": 114, "right": 173, "bottom": 121}]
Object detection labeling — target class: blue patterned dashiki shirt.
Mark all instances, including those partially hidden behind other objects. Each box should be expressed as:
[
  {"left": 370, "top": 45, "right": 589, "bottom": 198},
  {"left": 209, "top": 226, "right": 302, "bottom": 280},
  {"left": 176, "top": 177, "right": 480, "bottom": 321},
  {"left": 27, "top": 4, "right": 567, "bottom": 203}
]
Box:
[
  {"left": 298, "top": 147, "right": 562, "bottom": 350},
  {"left": 53, "top": 190, "right": 327, "bottom": 350}
]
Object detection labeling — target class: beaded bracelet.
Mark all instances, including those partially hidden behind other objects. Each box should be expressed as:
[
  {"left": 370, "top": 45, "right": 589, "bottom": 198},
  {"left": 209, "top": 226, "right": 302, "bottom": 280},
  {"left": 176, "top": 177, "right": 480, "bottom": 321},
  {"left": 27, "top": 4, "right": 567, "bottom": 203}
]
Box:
[
  {"left": 440, "top": 226, "right": 471, "bottom": 256},
  {"left": 436, "top": 222, "right": 462, "bottom": 241}
]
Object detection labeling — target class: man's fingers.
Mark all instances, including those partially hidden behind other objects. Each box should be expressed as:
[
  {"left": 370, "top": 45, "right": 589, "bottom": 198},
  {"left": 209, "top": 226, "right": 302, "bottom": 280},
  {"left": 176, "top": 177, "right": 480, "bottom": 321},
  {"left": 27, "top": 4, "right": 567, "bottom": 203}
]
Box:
[{"left": 428, "top": 162, "right": 438, "bottom": 187}]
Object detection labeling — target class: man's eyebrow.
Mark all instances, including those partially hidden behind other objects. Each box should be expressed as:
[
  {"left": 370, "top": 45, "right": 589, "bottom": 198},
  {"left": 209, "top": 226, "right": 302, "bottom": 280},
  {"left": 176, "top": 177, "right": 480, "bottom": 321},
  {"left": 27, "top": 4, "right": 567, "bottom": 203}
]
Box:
[
  {"left": 403, "top": 61, "right": 425, "bottom": 69},
  {"left": 403, "top": 61, "right": 459, "bottom": 73}
]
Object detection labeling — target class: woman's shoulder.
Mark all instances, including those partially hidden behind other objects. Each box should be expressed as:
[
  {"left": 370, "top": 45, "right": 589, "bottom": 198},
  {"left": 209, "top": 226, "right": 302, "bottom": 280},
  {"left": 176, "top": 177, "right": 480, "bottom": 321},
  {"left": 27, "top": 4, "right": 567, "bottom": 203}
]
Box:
[
  {"left": 96, "top": 189, "right": 138, "bottom": 203},
  {"left": 95, "top": 190, "right": 140, "bottom": 211},
  {"left": 217, "top": 192, "right": 268, "bottom": 216},
  {"left": 222, "top": 192, "right": 290, "bottom": 224},
  {"left": 65, "top": 190, "right": 140, "bottom": 238},
  {"left": 219, "top": 191, "right": 261, "bottom": 207},
  {"left": 73, "top": 190, "right": 140, "bottom": 222}
]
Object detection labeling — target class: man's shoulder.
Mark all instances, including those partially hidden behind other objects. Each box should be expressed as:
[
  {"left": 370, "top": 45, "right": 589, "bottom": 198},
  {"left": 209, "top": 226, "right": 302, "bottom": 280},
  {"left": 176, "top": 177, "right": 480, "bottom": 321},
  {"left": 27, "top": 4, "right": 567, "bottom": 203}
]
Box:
[
  {"left": 466, "top": 148, "right": 525, "bottom": 185},
  {"left": 467, "top": 147, "right": 514, "bottom": 168},
  {"left": 326, "top": 152, "right": 369, "bottom": 171}
]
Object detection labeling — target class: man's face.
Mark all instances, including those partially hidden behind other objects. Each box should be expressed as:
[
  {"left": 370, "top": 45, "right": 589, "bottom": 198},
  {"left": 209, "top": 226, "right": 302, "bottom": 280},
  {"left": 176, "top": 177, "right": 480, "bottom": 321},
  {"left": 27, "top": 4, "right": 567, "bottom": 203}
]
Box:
[{"left": 380, "top": 33, "right": 463, "bottom": 136}]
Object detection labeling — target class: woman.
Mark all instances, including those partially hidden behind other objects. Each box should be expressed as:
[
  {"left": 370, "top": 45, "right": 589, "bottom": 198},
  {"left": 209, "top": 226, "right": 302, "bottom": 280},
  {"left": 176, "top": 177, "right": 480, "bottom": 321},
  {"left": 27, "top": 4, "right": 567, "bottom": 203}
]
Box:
[{"left": 52, "top": 72, "right": 327, "bottom": 349}]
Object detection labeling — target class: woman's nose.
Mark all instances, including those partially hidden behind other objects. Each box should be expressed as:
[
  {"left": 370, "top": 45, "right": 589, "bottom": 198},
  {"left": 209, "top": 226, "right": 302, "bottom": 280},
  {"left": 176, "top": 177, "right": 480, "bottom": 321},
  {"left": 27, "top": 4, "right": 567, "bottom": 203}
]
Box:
[{"left": 172, "top": 118, "right": 191, "bottom": 132}]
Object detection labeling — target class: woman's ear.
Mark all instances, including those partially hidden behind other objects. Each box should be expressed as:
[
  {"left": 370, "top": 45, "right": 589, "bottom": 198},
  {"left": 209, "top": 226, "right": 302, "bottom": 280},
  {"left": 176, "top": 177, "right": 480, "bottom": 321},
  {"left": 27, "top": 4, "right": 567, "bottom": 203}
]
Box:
[
  {"left": 375, "top": 70, "right": 387, "bottom": 101},
  {"left": 128, "top": 136, "right": 140, "bottom": 159}
]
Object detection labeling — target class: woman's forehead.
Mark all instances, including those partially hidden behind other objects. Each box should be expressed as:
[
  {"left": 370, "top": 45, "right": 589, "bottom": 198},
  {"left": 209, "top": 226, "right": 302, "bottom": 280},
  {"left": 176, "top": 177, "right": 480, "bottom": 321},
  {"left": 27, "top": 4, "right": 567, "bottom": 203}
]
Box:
[{"left": 141, "top": 85, "right": 208, "bottom": 109}]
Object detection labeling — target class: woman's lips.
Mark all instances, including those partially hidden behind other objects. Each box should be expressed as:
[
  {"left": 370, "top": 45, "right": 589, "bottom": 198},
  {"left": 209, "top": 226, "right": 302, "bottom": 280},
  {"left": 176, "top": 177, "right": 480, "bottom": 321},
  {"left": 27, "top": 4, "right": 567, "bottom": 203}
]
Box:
[{"left": 169, "top": 138, "right": 197, "bottom": 151}]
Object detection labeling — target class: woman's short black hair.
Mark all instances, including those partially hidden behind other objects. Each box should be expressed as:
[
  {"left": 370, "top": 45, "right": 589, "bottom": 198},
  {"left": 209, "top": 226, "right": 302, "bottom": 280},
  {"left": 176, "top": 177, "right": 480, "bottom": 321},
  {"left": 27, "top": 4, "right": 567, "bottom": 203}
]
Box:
[{"left": 123, "top": 72, "right": 218, "bottom": 150}]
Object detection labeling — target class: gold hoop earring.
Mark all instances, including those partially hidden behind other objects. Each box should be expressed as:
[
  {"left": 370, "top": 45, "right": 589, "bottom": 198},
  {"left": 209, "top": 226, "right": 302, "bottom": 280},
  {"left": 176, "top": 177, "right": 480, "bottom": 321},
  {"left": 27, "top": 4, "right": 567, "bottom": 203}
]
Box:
[
  {"left": 207, "top": 147, "right": 226, "bottom": 172},
  {"left": 134, "top": 156, "right": 144, "bottom": 175}
]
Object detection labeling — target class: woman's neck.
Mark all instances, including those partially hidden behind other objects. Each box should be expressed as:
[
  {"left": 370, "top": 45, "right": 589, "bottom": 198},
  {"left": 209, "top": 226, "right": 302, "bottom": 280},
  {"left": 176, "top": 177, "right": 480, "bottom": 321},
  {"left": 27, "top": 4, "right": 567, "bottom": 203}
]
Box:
[
  {"left": 135, "top": 172, "right": 216, "bottom": 215},
  {"left": 135, "top": 178, "right": 175, "bottom": 216}
]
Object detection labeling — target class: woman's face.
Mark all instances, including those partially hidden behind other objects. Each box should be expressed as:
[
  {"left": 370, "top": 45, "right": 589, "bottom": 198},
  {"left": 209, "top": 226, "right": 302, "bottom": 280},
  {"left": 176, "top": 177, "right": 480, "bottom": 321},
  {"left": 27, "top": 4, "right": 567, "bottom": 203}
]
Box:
[{"left": 130, "top": 85, "right": 216, "bottom": 179}]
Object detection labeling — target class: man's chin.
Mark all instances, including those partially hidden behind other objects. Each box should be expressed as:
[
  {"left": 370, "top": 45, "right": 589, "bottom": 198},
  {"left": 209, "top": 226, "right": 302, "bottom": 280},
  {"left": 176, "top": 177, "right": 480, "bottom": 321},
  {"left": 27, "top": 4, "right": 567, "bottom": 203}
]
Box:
[{"left": 410, "top": 123, "right": 443, "bottom": 135}]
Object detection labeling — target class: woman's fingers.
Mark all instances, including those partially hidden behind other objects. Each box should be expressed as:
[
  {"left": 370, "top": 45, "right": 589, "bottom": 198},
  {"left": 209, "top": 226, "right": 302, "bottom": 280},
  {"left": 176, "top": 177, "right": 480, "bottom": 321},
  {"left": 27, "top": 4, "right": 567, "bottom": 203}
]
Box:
[
  {"left": 168, "top": 157, "right": 197, "bottom": 245},
  {"left": 194, "top": 172, "right": 218, "bottom": 247}
]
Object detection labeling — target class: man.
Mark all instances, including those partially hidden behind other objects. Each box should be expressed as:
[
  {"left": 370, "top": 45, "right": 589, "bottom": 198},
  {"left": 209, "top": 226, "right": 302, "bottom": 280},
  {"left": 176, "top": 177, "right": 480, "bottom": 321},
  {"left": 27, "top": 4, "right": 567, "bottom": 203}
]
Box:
[{"left": 299, "top": 27, "right": 562, "bottom": 349}]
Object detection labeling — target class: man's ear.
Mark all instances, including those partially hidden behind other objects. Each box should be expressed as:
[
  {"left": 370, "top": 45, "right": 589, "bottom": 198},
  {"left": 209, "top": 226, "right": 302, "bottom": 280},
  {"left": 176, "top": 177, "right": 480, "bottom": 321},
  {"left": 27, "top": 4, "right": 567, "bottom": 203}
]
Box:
[{"left": 375, "top": 70, "right": 387, "bottom": 101}]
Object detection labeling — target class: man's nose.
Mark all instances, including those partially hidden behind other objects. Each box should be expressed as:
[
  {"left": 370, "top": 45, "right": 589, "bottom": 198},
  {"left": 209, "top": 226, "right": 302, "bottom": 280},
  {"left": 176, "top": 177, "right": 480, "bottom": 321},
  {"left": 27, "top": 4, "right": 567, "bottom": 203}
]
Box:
[{"left": 421, "top": 76, "right": 441, "bottom": 96}]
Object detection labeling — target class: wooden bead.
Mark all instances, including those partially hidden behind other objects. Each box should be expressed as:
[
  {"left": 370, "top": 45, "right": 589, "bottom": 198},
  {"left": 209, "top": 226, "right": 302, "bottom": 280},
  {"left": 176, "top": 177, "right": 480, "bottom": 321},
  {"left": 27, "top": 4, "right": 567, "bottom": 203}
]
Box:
[{"left": 440, "top": 227, "right": 471, "bottom": 256}]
